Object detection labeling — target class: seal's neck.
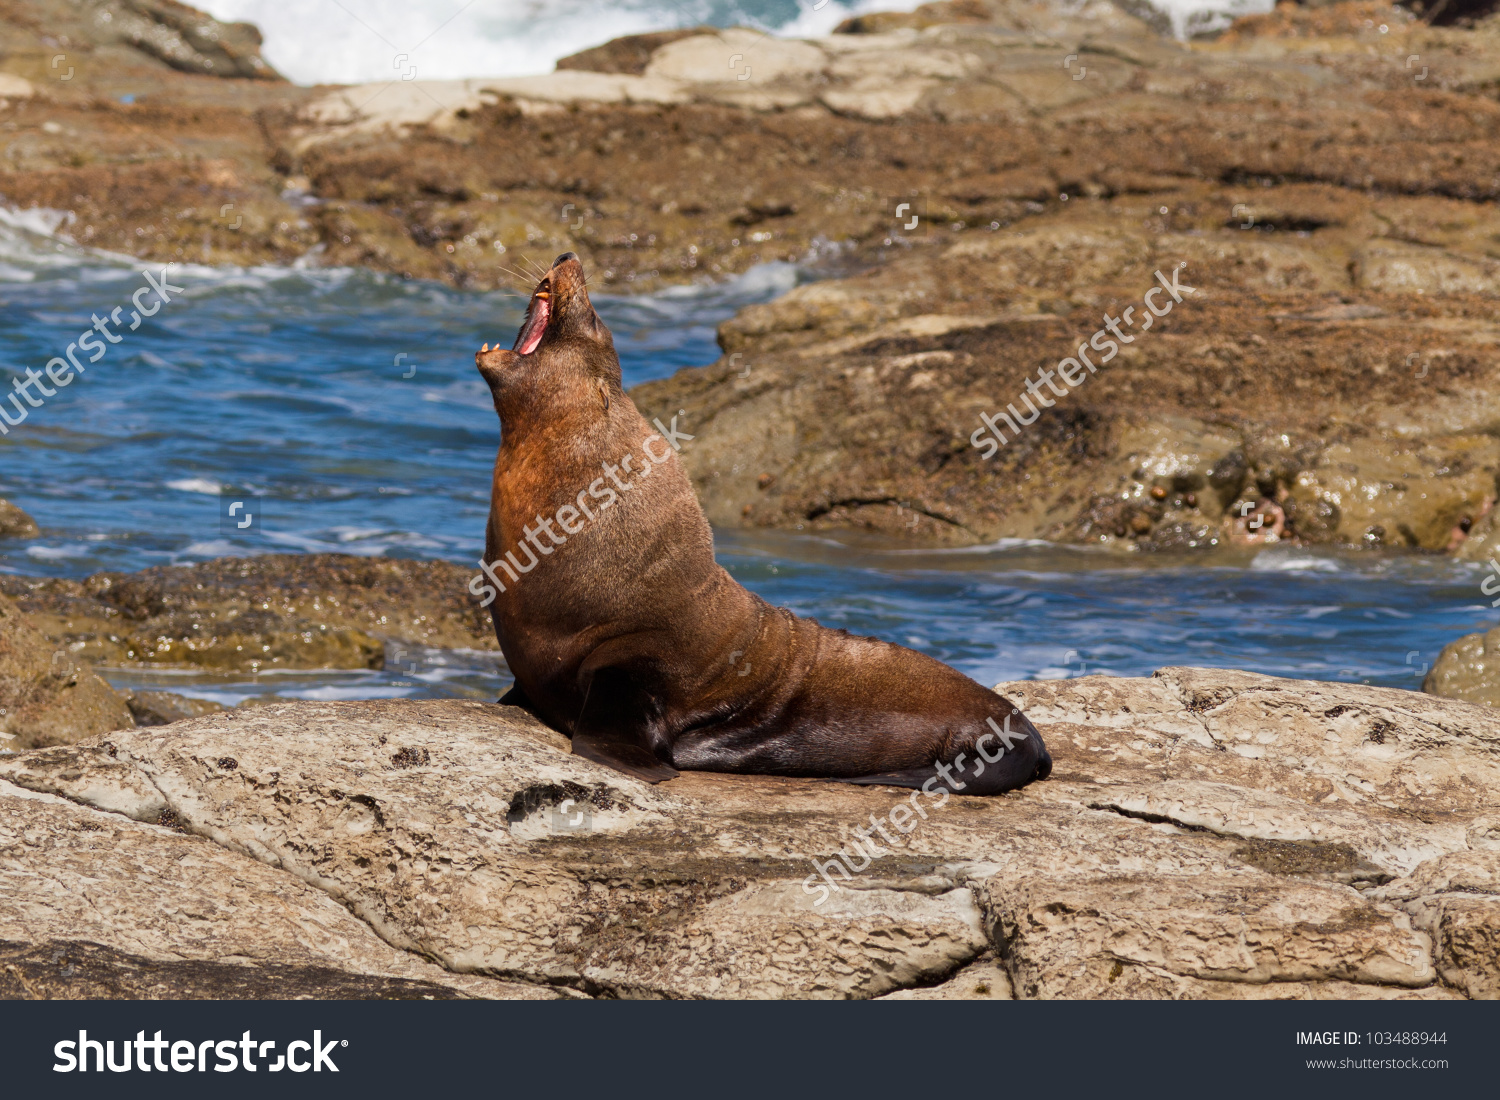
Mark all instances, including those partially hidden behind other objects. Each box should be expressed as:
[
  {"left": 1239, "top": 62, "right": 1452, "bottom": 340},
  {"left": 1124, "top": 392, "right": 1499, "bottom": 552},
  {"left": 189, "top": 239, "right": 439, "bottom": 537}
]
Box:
[{"left": 493, "top": 368, "right": 622, "bottom": 455}]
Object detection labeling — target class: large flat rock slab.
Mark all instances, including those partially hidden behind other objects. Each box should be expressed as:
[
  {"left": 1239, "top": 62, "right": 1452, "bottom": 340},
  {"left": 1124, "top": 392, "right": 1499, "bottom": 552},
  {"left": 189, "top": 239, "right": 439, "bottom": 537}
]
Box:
[
  {"left": 4, "top": 668, "right": 1498, "bottom": 999},
  {"left": 6, "top": 700, "right": 984, "bottom": 998},
  {"left": 0, "top": 783, "right": 553, "bottom": 999},
  {"left": 986, "top": 872, "right": 1439, "bottom": 998}
]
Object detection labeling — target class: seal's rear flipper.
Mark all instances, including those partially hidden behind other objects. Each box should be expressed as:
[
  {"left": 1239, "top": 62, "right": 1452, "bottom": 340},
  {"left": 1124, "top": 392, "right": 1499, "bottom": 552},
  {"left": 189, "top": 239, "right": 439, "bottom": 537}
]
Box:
[
  {"left": 834, "top": 736, "right": 1053, "bottom": 795},
  {"left": 834, "top": 768, "right": 932, "bottom": 791},
  {"left": 571, "top": 667, "right": 680, "bottom": 784}
]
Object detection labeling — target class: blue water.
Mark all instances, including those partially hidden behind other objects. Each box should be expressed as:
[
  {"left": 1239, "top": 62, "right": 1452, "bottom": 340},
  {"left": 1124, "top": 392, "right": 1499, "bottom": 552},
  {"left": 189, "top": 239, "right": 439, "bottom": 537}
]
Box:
[
  {"left": 0, "top": 214, "right": 1490, "bottom": 705},
  {"left": 0, "top": 215, "right": 803, "bottom": 572}
]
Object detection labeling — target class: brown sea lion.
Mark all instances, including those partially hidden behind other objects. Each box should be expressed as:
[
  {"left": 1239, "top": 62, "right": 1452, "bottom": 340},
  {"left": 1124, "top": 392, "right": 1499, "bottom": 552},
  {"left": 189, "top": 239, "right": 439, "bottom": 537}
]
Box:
[{"left": 472, "top": 253, "right": 1051, "bottom": 795}]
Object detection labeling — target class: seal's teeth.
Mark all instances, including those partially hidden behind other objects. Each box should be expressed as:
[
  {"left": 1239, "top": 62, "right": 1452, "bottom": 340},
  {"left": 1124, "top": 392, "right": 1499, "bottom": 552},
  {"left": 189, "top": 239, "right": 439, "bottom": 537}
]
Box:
[
  {"left": 481, "top": 343, "right": 490, "bottom": 352},
  {"left": 535, "top": 290, "right": 550, "bottom": 299}
]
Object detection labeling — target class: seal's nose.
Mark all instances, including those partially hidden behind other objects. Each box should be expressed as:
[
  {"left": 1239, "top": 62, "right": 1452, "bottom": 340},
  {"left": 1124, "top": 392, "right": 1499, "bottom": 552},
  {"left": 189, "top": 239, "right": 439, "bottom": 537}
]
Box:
[{"left": 553, "top": 251, "right": 579, "bottom": 266}]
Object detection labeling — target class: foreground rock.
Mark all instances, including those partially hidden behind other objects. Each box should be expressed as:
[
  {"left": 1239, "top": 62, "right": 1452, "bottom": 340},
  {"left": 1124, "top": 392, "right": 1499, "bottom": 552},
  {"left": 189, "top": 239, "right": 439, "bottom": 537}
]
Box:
[
  {"left": 2, "top": 668, "right": 1495, "bottom": 999},
  {"left": 0, "top": 782, "right": 553, "bottom": 999},
  {"left": 0, "top": 592, "right": 131, "bottom": 750}
]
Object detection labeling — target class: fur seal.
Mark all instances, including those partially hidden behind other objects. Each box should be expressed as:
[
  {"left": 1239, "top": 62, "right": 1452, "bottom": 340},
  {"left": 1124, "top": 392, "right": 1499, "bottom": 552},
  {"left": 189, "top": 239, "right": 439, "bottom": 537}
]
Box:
[{"left": 473, "top": 253, "right": 1051, "bottom": 795}]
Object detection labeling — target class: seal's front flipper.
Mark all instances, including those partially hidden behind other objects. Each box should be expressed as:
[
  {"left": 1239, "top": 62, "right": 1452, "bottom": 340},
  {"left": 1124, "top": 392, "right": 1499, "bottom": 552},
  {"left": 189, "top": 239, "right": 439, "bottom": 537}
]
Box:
[
  {"left": 573, "top": 732, "right": 680, "bottom": 784},
  {"left": 571, "top": 667, "right": 680, "bottom": 784},
  {"left": 497, "top": 683, "right": 532, "bottom": 708}
]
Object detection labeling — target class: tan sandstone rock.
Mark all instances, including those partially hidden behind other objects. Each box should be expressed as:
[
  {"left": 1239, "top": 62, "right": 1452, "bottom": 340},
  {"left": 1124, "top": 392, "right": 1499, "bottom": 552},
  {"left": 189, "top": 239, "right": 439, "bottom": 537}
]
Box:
[
  {"left": 0, "top": 783, "right": 553, "bottom": 999},
  {"left": 988, "top": 873, "right": 1437, "bottom": 997},
  {"left": 0, "top": 74, "right": 35, "bottom": 100},
  {"left": 0, "top": 592, "right": 132, "bottom": 750},
  {"left": 1, "top": 668, "right": 1496, "bottom": 999}
]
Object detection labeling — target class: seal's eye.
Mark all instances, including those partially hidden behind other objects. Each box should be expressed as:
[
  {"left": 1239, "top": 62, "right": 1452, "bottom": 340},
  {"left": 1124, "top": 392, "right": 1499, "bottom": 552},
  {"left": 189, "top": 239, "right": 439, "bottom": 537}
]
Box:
[{"left": 598, "top": 379, "right": 610, "bottom": 412}]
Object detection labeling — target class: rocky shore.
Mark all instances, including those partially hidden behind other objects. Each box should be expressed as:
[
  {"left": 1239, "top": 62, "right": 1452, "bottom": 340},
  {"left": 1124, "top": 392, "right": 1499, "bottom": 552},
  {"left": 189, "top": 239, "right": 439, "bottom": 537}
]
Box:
[
  {"left": 2, "top": 668, "right": 1496, "bottom": 999},
  {"left": 3, "top": 0, "right": 1500, "bottom": 998}
]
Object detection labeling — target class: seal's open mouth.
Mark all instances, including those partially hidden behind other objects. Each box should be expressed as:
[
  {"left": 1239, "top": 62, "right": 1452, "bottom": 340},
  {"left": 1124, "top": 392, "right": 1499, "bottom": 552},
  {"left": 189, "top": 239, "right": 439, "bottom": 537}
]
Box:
[{"left": 514, "top": 279, "right": 551, "bottom": 355}]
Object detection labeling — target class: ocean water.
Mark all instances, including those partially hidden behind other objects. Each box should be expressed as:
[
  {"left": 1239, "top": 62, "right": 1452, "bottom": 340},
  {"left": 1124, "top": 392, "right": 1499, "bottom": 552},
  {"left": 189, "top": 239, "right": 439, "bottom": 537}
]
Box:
[
  {"left": 0, "top": 213, "right": 1489, "bottom": 707},
  {"left": 194, "top": 0, "right": 1276, "bottom": 86}
]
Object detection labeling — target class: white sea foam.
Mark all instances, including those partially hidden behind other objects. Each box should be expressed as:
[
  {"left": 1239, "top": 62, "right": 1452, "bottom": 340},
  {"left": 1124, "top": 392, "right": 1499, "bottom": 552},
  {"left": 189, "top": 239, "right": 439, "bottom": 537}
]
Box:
[
  {"left": 603, "top": 261, "right": 800, "bottom": 323},
  {"left": 178, "top": 539, "right": 249, "bottom": 558},
  {"left": 1146, "top": 0, "right": 1274, "bottom": 37},
  {"left": 258, "top": 527, "right": 450, "bottom": 557},
  {"left": 0, "top": 206, "right": 128, "bottom": 284},
  {"left": 654, "top": 260, "right": 799, "bottom": 302},
  {"left": 197, "top": 0, "right": 1275, "bottom": 88},
  {"left": 146, "top": 688, "right": 258, "bottom": 707},
  {"left": 24, "top": 544, "right": 89, "bottom": 559},
  {"left": 332, "top": 526, "right": 392, "bottom": 543},
  {"left": 196, "top": 0, "right": 918, "bottom": 85},
  {"left": 0, "top": 207, "right": 76, "bottom": 237},
  {"left": 1250, "top": 550, "right": 1343, "bottom": 574},
  {"left": 283, "top": 683, "right": 418, "bottom": 701},
  {"left": 0, "top": 207, "right": 375, "bottom": 297},
  {"left": 166, "top": 478, "right": 226, "bottom": 495},
  {"left": 1032, "top": 665, "right": 1122, "bottom": 680}
]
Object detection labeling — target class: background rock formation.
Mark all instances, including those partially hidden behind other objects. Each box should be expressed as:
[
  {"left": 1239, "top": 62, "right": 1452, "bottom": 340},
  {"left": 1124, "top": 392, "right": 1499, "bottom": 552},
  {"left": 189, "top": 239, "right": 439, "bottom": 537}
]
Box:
[
  {"left": 0, "top": 0, "right": 282, "bottom": 82},
  {"left": 1426, "top": 627, "right": 1500, "bottom": 707},
  {"left": 2, "top": 0, "right": 1498, "bottom": 558},
  {"left": 0, "top": 554, "right": 495, "bottom": 672},
  {"left": 0, "top": 500, "right": 38, "bottom": 540},
  {"left": 634, "top": 207, "right": 1500, "bottom": 548}
]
